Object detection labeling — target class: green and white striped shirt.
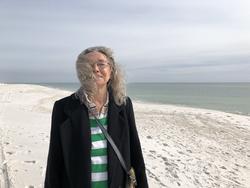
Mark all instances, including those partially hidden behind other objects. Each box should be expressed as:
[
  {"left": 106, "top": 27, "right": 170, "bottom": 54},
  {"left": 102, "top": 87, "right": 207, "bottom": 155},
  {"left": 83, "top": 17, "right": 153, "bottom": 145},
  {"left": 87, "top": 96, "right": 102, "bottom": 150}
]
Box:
[{"left": 84, "top": 92, "right": 109, "bottom": 188}]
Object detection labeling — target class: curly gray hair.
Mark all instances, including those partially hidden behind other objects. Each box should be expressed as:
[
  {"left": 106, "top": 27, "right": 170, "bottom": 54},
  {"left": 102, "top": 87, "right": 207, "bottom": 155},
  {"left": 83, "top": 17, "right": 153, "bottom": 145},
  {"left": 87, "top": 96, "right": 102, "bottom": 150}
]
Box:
[{"left": 76, "top": 46, "right": 127, "bottom": 106}]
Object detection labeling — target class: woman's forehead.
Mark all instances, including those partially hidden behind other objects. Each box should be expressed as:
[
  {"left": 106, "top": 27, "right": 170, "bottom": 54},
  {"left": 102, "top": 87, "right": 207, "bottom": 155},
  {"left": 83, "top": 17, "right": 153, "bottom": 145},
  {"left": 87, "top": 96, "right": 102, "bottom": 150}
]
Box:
[{"left": 85, "top": 51, "right": 108, "bottom": 61}]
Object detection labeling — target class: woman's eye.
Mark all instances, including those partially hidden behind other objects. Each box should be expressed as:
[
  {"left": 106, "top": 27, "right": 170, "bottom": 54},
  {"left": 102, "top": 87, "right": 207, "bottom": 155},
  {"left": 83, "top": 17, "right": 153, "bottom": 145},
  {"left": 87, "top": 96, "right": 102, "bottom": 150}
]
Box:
[{"left": 97, "top": 63, "right": 107, "bottom": 68}]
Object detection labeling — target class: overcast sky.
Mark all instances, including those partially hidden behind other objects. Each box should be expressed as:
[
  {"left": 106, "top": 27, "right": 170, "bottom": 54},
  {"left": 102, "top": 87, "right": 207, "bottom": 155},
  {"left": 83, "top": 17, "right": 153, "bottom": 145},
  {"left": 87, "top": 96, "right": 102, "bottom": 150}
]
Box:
[{"left": 1, "top": 0, "right": 250, "bottom": 83}]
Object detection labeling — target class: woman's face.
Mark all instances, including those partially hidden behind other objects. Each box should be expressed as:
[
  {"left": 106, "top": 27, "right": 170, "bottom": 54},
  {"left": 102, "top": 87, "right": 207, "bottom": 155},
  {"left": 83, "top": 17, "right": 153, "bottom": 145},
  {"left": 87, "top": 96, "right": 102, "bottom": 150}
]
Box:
[{"left": 85, "top": 51, "right": 112, "bottom": 88}]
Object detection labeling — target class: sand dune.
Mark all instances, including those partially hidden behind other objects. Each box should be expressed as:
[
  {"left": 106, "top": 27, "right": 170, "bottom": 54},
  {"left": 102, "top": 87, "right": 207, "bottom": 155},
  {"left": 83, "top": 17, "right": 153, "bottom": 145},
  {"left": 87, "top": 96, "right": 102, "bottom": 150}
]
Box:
[{"left": 0, "top": 84, "right": 250, "bottom": 187}]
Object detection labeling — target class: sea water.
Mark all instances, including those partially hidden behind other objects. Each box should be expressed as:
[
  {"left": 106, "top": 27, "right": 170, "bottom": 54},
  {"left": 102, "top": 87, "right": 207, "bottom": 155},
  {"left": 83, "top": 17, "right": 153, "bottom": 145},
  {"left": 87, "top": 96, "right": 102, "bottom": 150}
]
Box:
[{"left": 37, "top": 82, "right": 250, "bottom": 116}]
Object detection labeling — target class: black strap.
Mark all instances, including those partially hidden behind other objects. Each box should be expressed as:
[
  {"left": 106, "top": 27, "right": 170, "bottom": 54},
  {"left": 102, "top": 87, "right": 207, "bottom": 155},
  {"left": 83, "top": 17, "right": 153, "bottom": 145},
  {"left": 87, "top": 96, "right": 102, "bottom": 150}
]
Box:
[{"left": 94, "top": 116, "right": 129, "bottom": 175}]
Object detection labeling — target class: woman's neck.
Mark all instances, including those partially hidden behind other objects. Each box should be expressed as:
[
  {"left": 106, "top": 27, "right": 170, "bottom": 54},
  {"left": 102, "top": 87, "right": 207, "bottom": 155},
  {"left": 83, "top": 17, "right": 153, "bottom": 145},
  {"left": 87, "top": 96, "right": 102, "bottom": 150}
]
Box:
[{"left": 92, "top": 85, "right": 108, "bottom": 105}]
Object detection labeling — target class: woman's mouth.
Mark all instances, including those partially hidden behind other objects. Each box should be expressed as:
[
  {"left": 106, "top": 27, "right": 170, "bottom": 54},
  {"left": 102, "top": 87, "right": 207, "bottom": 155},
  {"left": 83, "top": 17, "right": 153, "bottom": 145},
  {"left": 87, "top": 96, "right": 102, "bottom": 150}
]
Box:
[{"left": 95, "top": 75, "right": 103, "bottom": 80}]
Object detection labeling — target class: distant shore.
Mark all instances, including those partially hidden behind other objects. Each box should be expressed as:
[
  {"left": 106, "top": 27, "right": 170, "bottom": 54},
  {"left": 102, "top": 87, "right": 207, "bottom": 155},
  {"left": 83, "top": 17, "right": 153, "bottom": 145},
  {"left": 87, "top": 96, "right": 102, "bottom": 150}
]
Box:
[
  {"left": 5, "top": 82, "right": 250, "bottom": 116},
  {"left": 0, "top": 84, "right": 250, "bottom": 187}
]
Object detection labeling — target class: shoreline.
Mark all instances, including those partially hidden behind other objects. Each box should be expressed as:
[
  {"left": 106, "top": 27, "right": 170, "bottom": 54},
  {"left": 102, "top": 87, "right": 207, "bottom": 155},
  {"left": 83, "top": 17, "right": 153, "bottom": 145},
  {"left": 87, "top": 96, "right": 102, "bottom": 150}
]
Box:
[
  {"left": 0, "top": 84, "right": 250, "bottom": 187},
  {"left": 132, "top": 99, "right": 250, "bottom": 117},
  {"left": 3, "top": 83, "right": 250, "bottom": 117}
]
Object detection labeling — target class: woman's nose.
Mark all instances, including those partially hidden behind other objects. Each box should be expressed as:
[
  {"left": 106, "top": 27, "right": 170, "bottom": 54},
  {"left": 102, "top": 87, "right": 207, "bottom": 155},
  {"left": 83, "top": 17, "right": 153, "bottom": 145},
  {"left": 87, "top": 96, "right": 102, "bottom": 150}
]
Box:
[{"left": 93, "top": 63, "right": 100, "bottom": 72}]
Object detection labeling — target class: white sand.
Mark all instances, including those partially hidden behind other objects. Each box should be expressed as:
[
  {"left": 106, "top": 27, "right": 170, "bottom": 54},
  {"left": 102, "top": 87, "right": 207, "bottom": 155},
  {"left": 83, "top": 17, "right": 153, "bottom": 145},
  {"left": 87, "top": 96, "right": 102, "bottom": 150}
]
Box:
[{"left": 0, "top": 84, "right": 250, "bottom": 188}]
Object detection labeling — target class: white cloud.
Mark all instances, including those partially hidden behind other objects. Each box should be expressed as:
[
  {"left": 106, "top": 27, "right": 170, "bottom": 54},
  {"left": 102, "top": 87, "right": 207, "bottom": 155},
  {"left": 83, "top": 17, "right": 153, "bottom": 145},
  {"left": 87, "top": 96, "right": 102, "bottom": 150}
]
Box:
[{"left": 0, "top": 0, "right": 250, "bottom": 82}]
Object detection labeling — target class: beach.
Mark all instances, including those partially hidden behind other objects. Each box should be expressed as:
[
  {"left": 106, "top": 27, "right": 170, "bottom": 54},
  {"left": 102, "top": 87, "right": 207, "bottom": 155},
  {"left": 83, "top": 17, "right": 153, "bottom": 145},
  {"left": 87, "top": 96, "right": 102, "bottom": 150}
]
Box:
[{"left": 0, "top": 84, "right": 250, "bottom": 188}]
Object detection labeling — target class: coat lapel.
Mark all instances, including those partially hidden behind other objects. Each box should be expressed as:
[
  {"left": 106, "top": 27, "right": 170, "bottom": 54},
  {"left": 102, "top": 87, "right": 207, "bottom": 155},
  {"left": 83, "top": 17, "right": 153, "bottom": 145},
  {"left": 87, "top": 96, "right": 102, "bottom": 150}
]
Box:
[
  {"left": 60, "top": 94, "right": 91, "bottom": 188},
  {"left": 107, "top": 95, "right": 126, "bottom": 187}
]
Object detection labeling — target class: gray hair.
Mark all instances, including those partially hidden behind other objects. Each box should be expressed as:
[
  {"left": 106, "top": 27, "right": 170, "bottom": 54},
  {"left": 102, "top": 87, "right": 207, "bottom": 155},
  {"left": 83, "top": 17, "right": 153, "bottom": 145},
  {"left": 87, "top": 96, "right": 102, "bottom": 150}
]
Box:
[{"left": 76, "top": 46, "right": 127, "bottom": 106}]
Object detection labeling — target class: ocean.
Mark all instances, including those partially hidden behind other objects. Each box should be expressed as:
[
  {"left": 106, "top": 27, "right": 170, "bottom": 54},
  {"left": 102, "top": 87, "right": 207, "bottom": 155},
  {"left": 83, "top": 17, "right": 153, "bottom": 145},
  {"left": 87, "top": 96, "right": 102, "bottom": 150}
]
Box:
[{"left": 37, "top": 82, "right": 250, "bottom": 116}]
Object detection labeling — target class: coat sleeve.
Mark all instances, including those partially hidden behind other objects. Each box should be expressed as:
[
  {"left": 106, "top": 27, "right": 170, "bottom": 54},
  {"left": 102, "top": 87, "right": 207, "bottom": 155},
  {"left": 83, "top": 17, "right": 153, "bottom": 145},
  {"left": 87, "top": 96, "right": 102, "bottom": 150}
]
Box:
[
  {"left": 126, "top": 97, "right": 149, "bottom": 188},
  {"left": 44, "top": 101, "right": 64, "bottom": 188}
]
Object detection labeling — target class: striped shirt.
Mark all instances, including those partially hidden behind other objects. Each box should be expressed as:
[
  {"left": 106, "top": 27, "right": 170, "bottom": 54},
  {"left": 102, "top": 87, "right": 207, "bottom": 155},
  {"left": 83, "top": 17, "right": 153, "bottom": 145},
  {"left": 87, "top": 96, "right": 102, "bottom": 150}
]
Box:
[{"left": 83, "top": 92, "right": 109, "bottom": 188}]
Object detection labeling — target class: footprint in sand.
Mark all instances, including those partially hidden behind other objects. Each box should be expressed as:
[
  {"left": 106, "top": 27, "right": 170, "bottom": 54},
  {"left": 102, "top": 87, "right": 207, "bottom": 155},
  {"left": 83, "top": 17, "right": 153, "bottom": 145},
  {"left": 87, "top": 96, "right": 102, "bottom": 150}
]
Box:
[
  {"left": 25, "top": 185, "right": 35, "bottom": 188},
  {"left": 6, "top": 151, "right": 14, "bottom": 155},
  {"left": 24, "top": 160, "right": 36, "bottom": 164}
]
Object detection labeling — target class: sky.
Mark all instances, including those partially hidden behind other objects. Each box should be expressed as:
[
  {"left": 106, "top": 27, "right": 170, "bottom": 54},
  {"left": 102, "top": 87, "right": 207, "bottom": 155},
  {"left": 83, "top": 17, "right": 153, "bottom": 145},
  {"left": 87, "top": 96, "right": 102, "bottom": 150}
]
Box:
[{"left": 1, "top": 0, "right": 250, "bottom": 83}]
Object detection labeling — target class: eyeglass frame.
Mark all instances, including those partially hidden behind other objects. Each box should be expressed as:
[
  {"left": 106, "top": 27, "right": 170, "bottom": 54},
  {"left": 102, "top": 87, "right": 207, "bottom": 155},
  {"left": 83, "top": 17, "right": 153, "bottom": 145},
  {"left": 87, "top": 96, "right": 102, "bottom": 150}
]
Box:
[{"left": 90, "top": 60, "right": 111, "bottom": 70}]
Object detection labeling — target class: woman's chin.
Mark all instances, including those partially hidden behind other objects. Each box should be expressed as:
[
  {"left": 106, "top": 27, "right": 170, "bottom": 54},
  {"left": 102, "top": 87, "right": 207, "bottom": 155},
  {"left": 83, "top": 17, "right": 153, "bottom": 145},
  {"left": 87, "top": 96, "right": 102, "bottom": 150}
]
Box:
[{"left": 95, "top": 81, "right": 108, "bottom": 88}]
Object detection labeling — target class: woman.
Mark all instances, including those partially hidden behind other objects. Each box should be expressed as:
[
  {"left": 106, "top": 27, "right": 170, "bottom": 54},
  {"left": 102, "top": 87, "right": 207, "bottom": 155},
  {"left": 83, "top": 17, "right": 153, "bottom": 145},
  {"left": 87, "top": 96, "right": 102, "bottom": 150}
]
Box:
[{"left": 44, "top": 46, "right": 148, "bottom": 188}]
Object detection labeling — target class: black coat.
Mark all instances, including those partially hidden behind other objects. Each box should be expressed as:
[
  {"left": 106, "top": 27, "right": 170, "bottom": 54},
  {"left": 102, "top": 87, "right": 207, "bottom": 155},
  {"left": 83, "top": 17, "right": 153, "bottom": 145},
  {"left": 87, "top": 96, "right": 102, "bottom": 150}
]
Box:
[{"left": 44, "top": 93, "right": 148, "bottom": 188}]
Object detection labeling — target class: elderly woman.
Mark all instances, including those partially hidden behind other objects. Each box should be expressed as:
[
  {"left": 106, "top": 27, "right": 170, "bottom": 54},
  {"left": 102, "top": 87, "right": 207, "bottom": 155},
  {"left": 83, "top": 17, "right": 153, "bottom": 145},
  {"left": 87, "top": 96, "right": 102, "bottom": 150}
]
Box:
[{"left": 44, "top": 46, "right": 148, "bottom": 188}]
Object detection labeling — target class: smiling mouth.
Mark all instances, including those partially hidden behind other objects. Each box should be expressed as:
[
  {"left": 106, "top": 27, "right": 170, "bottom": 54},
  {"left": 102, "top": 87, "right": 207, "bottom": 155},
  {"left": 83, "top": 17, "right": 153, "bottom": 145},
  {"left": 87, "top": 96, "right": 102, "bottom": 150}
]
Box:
[{"left": 95, "top": 76, "right": 103, "bottom": 79}]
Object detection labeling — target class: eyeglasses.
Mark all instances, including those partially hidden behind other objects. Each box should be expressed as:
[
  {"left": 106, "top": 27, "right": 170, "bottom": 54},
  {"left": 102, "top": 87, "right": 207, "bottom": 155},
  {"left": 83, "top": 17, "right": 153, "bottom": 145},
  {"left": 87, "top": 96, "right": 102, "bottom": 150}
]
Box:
[{"left": 92, "top": 61, "right": 110, "bottom": 70}]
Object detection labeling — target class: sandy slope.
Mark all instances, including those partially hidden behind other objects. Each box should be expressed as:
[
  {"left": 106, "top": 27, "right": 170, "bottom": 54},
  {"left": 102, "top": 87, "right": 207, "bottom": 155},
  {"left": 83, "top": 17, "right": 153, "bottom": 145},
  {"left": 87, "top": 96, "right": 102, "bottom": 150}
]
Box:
[
  {"left": 0, "top": 84, "right": 250, "bottom": 188},
  {"left": 135, "top": 102, "right": 250, "bottom": 188}
]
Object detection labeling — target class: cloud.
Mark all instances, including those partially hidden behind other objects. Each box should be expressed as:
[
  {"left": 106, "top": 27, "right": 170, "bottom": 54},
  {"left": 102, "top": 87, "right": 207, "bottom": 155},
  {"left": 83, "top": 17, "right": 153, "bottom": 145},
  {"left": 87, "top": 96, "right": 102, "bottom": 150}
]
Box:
[{"left": 1, "top": 0, "right": 250, "bottom": 82}]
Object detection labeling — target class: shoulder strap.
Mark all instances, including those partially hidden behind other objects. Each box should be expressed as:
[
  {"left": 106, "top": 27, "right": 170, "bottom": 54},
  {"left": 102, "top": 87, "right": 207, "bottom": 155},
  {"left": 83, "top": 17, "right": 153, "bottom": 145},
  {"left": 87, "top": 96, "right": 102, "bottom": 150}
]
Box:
[{"left": 94, "top": 116, "right": 129, "bottom": 175}]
